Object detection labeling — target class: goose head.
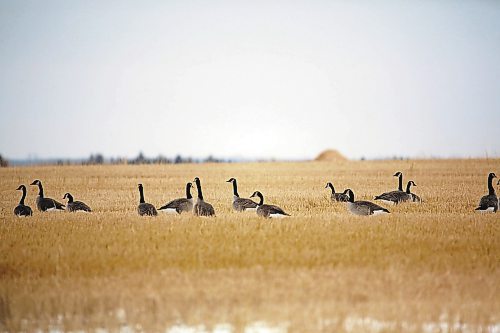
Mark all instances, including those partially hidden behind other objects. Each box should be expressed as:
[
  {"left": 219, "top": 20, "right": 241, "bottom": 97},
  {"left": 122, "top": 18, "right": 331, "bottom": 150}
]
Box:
[
  {"left": 30, "top": 179, "right": 41, "bottom": 186},
  {"left": 489, "top": 172, "right": 497, "bottom": 179},
  {"left": 16, "top": 185, "right": 25, "bottom": 191},
  {"left": 226, "top": 178, "right": 236, "bottom": 183},
  {"left": 393, "top": 171, "right": 402, "bottom": 177},
  {"left": 345, "top": 189, "right": 355, "bottom": 202}
]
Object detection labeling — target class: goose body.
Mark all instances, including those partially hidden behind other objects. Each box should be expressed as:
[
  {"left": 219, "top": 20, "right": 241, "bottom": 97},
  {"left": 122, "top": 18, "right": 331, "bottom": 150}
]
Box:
[
  {"left": 63, "top": 193, "right": 92, "bottom": 212},
  {"left": 30, "top": 180, "right": 65, "bottom": 212},
  {"left": 227, "top": 178, "right": 258, "bottom": 211},
  {"left": 325, "top": 182, "right": 349, "bottom": 202},
  {"left": 137, "top": 184, "right": 158, "bottom": 216},
  {"left": 405, "top": 181, "right": 421, "bottom": 203},
  {"left": 193, "top": 177, "right": 216, "bottom": 217},
  {"left": 14, "top": 185, "right": 33, "bottom": 217},
  {"left": 158, "top": 182, "right": 194, "bottom": 214},
  {"left": 346, "top": 189, "right": 390, "bottom": 216},
  {"left": 250, "top": 191, "right": 290, "bottom": 218},
  {"left": 374, "top": 171, "right": 411, "bottom": 204},
  {"left": 475, "top": 173, "right": 498, "bottom": 213}
]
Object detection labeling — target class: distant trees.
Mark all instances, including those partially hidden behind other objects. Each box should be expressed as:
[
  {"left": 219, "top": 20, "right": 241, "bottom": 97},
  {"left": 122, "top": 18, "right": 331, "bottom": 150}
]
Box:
[
  {"left": 77, "top": 152, "right": 229, "bottom": 166},
  {"left": 86, "top": 154, "right": 104, "bottom": 165},
  {"left": 0, "top": 154, "right": 8, "bottom": 167}
]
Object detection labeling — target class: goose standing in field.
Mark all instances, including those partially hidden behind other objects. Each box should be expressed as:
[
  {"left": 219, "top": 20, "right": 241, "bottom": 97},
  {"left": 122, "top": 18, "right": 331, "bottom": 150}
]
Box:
[
  {"left": 325, "top": 182, "right": 349, "bottom": 202},
  {"left": 345, "top": 189, "right": 390, "bottom": 216},
  {"left": 30, "top": 180, "right": 65, "bottom": 212},
  {"left": 63, "top": 193, "right": 92, "bottom": 212},
  {"left": 374, "top": 171, "right": 411, "bottom": 204},
  {"left": 250, "top": 191, "right": 290, "bottom": 218},
  {"left": 226, "top": 178, "right": 258, "bottom": 211},
  {"left": 193, "top": 177, "right": 216, "bottom": 217},
  {"left": 14, "top": 185, "right": 33, "bottom": 217},
  {"left": 137, "top": 184, "right": 158, "bottom": 216},
  {"left": 158, "top": 182, "right": 194, "bottom": 214},
  {"left": 475, "top": 172, "right": 498, "bottom": 213},
  {"left": 405, "top": 181, "right": 422, "bottom": 203}
]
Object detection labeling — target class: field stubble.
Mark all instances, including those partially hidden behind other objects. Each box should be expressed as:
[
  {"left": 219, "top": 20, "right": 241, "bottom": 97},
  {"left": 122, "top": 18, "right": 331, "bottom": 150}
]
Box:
[{"left": 0, "top": 159, "right": 499, "bottom": 332}]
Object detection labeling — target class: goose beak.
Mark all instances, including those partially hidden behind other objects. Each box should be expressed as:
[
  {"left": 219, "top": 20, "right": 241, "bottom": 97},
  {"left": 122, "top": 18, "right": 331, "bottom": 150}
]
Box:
[
  {"left": 324, "top": 184, "right": 328, "bottom": 188},
  {"left": 30, "top": 181, "right": 36, "bottom": 185}
]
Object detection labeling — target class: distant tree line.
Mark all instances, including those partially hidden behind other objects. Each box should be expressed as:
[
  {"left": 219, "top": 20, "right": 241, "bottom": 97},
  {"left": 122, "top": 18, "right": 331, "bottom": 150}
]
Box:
[{"left": 83, "top": 152, "right": 227, "bottom": 165}]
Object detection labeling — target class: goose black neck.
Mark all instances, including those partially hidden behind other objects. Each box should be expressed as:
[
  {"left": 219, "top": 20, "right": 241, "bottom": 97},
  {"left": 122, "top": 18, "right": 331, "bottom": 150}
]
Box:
[
  {"left": 66, "top": 194, "right": 74, "bottom": 203},
  {"left": 38, "top": 183, "right": 44, "bottom": 197},
  {"left": 232, "top": 180, "right": 239, "bottom": 197},
  {"left": 347, "top": 190, "right": 354, "bottom": 202},
  {"left": 256, "top": 192, "right": 264, "bottom": 206},
  {"left": 406, "top": 182, "right": 412, "bottom": 194},
  {"left": 139, "top": 186, "right": 145, "bottom": 204},
  {"left": 488, "top": 174, "right": 495, "bottom": 195},
  {"left": 19, "top": 186, "right": 26, "bottom": 205},
  {"left": 185, "top": 183, "right": 192, "bottom": 199},
  {"left": 397, "top": 174, "right": 403, "bottom": 191},
  {"left": 328, "top": 183, "right": 335, "bottom": 194},
  {"left": 195, "top": 180, "right": 203, "bottom": 200}
]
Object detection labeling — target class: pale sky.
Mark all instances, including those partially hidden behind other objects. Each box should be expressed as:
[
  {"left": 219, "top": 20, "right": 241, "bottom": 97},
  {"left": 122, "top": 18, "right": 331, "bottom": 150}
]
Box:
[{"left": 0, "top": 0, "right": 499, "bottom": 160}]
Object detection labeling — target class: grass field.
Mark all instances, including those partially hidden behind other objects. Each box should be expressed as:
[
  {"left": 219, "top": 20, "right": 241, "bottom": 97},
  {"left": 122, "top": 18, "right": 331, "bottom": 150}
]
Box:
[{"left": 0, "top": 159, "right": 499, "bottom": 332}]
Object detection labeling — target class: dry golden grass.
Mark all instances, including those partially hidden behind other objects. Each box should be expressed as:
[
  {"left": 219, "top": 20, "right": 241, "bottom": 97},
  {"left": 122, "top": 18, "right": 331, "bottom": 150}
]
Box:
[{"left": 0, "top": 159, "right": 499, "bottom": 332}]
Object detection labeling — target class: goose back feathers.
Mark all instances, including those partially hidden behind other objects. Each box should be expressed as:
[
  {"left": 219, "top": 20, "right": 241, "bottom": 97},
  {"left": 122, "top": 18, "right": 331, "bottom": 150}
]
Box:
[
  {"left": 30, "top": 180, "right": 65, "bottom": 211},
  {"left": 193, "top": 177, "right": 216, "bottom": 217},
  {"left": 227, "top": 178, "right": 258, "bottom": 211},
  {"left": 158, "top": 182, "right": 194, "bottom": 214},
  {"left": 137, "top": 184, "right": 158, "bottom": 216},
  {"left": 346, "top": 189, "right": 390, "bottom": 216},
  {"left": 63, "top": 193, "right": 92, "bottom": 212},
  {"left": 14, "top": 185, "right": 33, "bottom": 217},
  {"left": 250, "top": 191, "right": 290, "bottom": 218}
]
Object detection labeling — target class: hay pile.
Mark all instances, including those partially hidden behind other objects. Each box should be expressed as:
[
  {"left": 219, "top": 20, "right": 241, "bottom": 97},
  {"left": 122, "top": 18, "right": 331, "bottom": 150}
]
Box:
[{"left": 314, "top": 149, "right": 347, "bottom": 162}]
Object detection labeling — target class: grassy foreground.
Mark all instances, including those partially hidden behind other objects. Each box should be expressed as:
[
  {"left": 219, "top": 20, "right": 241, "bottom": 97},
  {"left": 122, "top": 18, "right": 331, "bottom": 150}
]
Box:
[{"left": 0, "top": 159, "right": 499, "bottom": 332}]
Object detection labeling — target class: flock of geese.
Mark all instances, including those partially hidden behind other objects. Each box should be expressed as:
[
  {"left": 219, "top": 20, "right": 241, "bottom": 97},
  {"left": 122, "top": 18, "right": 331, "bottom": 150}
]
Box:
[{"left": 12, "top": 172, "right": 499, "bottom": 218}]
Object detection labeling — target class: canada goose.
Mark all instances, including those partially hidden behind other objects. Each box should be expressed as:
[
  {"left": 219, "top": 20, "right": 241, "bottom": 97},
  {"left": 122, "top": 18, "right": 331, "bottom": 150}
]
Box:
[
  {"left": 63, "top": 193, "right": 92, "bottom": 212},
  {"left": 374, "top": 171, "right": 410, "bottom": 204},
  {"left": 475, "top": 172, "right": 498, "bottom": 213},
  {"left": 226, "top": 178, "right": 258, "bottom": 211},
  {"left": 345, "top": 189, "right": 390, "bottom": 216},
  {"left": 249, "top": 191, "right": 290, "bottom": 218},
  {"left": 30, "top": 180, "right": 65, "bottom": 212},
  {"left": 405, "top": 181, "right": 422, "bottom": 203},
  {"left": 158, "top": 182, "right": 194, "bottom": 214},
  {"left": 137, "top": 184, "right": 158, "bottom": 216},
  {"left": 193, "top": 177, "right": 215, "bottom": 217},
  {"left": 325, "top": 182, "right": 349, "bottom": 202},
  {"left": 14, "top": 185, "right": 33, "bottom": 217}
]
